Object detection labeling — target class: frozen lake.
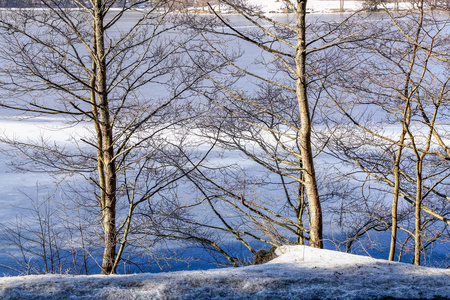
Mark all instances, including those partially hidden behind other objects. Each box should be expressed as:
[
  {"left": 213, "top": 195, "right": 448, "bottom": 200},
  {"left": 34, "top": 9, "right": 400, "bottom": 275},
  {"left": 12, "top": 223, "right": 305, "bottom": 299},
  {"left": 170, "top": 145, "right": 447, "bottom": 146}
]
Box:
[
  {"left": 0, "top": 10, "right": 362, "bottom": 222},
  {"left": 1, "top": 8, "right": 450, "bottom": 276}
]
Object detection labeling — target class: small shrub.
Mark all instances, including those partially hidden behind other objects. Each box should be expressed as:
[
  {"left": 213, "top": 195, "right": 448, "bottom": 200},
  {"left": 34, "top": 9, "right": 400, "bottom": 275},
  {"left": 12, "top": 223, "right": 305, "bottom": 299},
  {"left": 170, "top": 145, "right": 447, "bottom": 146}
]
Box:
[{"left": 253, "top": 246, "right": 277, "bottom": 265}]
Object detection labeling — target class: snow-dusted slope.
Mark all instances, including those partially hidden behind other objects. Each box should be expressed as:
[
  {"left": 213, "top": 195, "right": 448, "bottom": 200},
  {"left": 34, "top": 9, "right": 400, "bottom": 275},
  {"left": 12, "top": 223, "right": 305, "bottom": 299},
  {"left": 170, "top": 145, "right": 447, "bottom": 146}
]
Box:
[{"left": 1, "top": 246, "right": 450, "bottom": 299}]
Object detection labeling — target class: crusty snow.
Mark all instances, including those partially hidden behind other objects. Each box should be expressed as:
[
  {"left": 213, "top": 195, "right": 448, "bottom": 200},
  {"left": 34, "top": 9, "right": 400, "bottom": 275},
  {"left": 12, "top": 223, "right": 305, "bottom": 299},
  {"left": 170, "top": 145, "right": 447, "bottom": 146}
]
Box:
[{"left": 1, "top": 246, "right": 449, "bottom": 299}]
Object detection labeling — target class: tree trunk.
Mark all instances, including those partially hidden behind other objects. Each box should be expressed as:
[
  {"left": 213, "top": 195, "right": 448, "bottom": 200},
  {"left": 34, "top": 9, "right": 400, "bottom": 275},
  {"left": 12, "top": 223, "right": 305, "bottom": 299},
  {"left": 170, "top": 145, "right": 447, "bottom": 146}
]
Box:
[
  {"left": 295, "top": 0, "right": 323, "bottom": 249},
  {"left": 414, "top": 163, "right": 422, "bottom": 265},
  {"left": 389, "top": 102, "right": 409, "bottom": 261},
  {"left": 389, "top": 134, "right": 403, "bottom": 261},
  {"left": 94, "top": 0, "right": 118, "bottom": 275}
]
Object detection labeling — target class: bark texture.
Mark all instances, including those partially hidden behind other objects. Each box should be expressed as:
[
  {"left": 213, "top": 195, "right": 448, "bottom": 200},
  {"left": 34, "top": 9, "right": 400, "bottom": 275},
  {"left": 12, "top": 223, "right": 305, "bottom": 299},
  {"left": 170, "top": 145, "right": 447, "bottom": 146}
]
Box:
[{"left": 295, "top": 0, "right": 323, "bottom": 248}]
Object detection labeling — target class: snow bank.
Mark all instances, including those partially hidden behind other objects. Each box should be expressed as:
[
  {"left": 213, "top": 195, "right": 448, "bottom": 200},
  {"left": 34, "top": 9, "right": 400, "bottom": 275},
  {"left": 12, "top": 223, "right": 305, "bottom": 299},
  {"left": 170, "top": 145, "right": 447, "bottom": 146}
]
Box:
[{"left": 1, "top": 246, "right": 450, "bottom": 299}]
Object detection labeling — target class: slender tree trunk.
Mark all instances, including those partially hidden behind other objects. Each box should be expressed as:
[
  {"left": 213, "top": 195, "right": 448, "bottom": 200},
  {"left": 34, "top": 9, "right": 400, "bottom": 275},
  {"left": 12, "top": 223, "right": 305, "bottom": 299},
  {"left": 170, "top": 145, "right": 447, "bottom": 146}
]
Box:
[
  {"left": 389, "top": 129, "right": 405, "bottom": 261},
  {"left": 389, "top": 1, "right": 424, "bottom": 260},
  {"left": 407, "top": 0, "right": 424, "bottom": 266},
  {"left": 295, "top": 0, "right": 323, "bottom": 249},
  {"left": 94, "top": 0, "right": 118, "bottom": 275},
  {"left": 414, "top": 162, "right": 422, "bottom": 265},
  {"left": 297, "top": 181, "right": 305, "bottom": 245},
  {"left": 389, "top": 102, "right": 410, "bottom": 261},
  {"left": 389, "top": 155, "right": 400, "bottom": 261}
]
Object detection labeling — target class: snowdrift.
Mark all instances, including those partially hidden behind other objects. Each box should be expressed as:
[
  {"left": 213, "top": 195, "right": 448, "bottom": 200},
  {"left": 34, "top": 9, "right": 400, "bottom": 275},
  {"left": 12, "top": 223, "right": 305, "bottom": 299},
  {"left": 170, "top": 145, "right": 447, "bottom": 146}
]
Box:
[{"left": 1, "top": 246, "right": 450, "bottom": 299}]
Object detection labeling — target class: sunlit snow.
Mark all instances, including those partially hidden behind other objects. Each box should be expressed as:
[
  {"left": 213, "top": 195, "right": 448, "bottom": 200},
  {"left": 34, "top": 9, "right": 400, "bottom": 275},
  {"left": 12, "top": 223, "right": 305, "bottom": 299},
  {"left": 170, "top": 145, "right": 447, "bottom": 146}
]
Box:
[{"left": 1, "top": 246, "right": 449, "bottom": 299}]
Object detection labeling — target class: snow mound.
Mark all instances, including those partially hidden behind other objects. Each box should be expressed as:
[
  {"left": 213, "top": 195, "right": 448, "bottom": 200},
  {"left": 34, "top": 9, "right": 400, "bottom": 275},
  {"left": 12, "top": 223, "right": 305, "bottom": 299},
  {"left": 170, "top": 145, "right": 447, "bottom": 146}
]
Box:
[
  {"left": 272, "top": 244, "right": 385, "bottom": 266},
  {"left": 1, "top": 246, "right": 450, "bottom": 299}
]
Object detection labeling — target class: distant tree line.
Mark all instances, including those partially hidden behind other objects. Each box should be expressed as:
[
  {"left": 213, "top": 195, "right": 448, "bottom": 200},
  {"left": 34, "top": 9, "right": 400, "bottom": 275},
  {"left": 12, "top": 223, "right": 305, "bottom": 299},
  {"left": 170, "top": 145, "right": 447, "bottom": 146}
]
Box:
[
  {"left": 0, "top": 0, "right": 73, "bottom": 7},
  {"left": 0, "top": 0, "right": 129, "bottom": 8}
]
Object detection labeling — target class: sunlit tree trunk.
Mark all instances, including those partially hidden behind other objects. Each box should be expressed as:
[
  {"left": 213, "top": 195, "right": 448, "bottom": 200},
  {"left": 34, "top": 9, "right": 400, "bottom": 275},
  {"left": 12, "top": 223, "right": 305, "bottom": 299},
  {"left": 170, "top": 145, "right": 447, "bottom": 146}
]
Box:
[
  {"left": 93, "top": 0, "right": 117, "bottom": 275},
  {"left": 295, "top": 0, "right": 322, "bottom": 249},
  {"left": 389, "top": 115, "right": 407, "bottom": 261}
]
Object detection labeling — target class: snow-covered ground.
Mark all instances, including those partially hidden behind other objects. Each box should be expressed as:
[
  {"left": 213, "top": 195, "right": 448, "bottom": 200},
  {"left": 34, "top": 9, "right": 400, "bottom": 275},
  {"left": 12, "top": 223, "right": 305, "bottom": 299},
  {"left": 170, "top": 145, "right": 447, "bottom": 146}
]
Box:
[{"left": 1, "top": 245, "right": 449, "bottom": 299}]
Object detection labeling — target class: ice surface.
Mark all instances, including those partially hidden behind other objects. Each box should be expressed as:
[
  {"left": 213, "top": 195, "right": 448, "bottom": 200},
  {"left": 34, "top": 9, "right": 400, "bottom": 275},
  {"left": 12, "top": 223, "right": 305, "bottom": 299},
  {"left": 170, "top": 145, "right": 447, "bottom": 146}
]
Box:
[{"left": 1, "top": 245, "right": 449, "bottom": 299}]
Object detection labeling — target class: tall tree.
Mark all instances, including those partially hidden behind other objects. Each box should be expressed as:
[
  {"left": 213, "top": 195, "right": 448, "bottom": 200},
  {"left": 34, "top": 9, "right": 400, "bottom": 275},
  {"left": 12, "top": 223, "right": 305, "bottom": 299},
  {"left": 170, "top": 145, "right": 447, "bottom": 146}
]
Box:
[
  {"left": 0, "top": 0, "right": 200, "bottom": 274},
  {"left": 174, "top": 0, "right": 365, "bottom": 255},
  {"left": 326, "top": 6, "right": 450, "bottom": 265}
]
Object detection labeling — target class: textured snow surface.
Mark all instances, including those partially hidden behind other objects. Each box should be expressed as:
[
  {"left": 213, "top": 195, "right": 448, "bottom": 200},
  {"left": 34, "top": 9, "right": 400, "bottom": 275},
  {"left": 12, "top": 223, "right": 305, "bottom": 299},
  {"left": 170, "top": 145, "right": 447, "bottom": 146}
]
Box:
[{"left": 1, "top": 246, "right": 450, "bottom": 299}]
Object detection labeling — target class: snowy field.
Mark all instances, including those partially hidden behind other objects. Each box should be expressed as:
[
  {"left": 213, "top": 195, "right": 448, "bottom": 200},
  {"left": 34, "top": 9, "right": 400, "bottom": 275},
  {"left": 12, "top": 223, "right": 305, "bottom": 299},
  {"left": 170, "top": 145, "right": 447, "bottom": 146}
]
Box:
[{"left": 1, "top": 246, "right": 450, "bottom": 299}]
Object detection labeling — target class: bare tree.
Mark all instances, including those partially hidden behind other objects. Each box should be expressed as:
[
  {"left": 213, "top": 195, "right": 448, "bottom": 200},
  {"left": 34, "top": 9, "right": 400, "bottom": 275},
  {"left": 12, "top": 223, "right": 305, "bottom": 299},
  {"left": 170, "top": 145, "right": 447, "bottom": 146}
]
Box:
[
  {"left": 326, "top": 6, "right": 450, "bottom": 265},
  {"left": 0, "top": 185, "right": 97, "bottom": 275},
  {"left": 0, "top": 0, "right": 202, "bottom": 274},
  {"left": 162, "top": 0, "right": 372, "bottom": 260}
]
